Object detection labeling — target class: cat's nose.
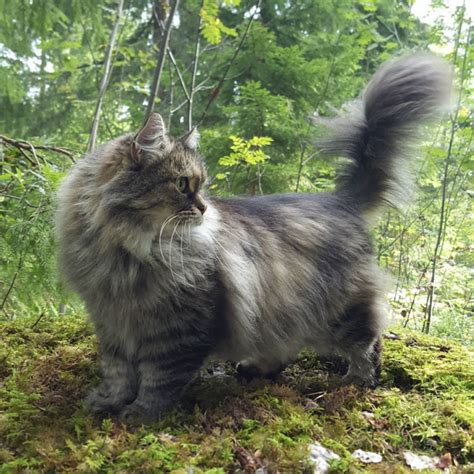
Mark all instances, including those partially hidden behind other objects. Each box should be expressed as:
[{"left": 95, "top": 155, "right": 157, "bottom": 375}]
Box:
[{"left": 197, "top": 201, "right": 207, "bottom": 215}]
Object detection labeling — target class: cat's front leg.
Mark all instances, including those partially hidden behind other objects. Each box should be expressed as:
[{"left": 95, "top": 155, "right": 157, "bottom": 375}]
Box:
[
  {"left": 86, "top": 350, "right": 137, "bottom": 416},
  {"left": 119, "top": 337, "right": 211, "bottom": 423}
]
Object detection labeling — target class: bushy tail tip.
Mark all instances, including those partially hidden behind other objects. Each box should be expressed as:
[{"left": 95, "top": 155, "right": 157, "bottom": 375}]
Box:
[{"left": 317, "top": 53, "right": 453, "bottom": 216}]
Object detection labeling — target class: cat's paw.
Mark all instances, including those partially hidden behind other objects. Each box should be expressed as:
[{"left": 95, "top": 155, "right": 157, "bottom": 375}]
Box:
[
  {"left": 341, "top": 372, "right": 379, "bottom": 389},
  {"left": 235, "top": 361, "right": 262, "bottom": 380},
  {"left": 235, "top": 360, "right": 283, "bottom": 381},
  {"left": 119, "top": 404, "right": 145, "bottom": 425},
  {"left": 119, "top": 402, "right": 158, "bottom": 425},
  {"left": 85, "top": 386, "right": 129, "bottom": 416}
]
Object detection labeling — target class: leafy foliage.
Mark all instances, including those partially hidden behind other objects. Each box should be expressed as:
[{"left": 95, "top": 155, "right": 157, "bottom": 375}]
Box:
[
  {"left": 219, "top": 135, "right": 272, "bottom": 167},
  {"left": 200, "top": 0, "right": 240, "bottom": 45},
  {"left": 0, "top": 142, "right": 72, "bottom": 317},
  {"left": 1, "top": 1, "right": 472, "bottom": 471}
]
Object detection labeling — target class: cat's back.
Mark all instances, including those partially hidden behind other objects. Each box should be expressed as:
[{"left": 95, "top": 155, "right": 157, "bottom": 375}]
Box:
[{"left": 210, "top": 191, "right": 368, "bottom": 251}]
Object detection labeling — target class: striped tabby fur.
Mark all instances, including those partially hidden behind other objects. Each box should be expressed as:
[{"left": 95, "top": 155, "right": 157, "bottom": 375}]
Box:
[{"left": 56, "top": 54, "right": 451, "bottom": 423}]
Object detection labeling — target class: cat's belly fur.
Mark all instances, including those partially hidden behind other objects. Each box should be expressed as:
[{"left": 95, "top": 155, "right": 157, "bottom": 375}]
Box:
[
  {"left": 203, "top": 199, "right": 387, "bottom": 370},
  {"left": 212, "top": 248, "right": 384, "bottom": 370}
]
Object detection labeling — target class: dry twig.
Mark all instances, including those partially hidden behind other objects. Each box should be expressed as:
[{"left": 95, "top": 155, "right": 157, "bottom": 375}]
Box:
[{"left": 0, "top": 135, "right": 76, "bottom": 163}]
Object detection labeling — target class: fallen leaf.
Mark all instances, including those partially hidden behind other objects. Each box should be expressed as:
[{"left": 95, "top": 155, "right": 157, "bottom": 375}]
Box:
[
  {"left": 362, "top": 411, "right": 388, "bottom": 430},
  {"left": 436, "top": 452, "right": 452, "bottom": 469}
]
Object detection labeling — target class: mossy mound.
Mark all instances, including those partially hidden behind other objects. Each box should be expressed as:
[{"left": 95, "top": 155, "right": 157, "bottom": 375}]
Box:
[{"left": 0, "top": 315, "right": 472, "bottom": 472}]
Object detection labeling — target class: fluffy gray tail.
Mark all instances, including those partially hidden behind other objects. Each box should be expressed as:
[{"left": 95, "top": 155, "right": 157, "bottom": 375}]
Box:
[{"left": 319, "top": 54, "right": 452, "bottom": 215}]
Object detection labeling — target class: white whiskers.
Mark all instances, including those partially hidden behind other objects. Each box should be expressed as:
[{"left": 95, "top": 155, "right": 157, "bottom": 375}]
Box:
[
  {"left": 168, "top": 219, "right": 181, "bottom": 285},
  {"left": 158, "top": 214, "right": 179, "bottom": 268},
  {"left": 156, "top": 214, "right": 211, "bottom": 291}
]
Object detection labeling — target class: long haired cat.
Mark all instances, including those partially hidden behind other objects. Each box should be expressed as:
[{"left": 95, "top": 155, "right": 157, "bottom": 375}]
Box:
[{"left": 56, "top": 54, "right": 451, "bottom": 423}]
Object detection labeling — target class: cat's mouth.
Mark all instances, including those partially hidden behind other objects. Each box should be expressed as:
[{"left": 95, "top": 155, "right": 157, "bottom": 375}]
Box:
[
  {"left": 179, "top": 215, "right": 203, "bottom": 226},
  {"left": 177, "top": 210, "right": 204, "bottom": 225}
]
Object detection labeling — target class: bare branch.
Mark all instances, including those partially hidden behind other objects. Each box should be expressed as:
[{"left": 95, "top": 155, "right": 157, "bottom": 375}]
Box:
[
  {"left": 152, "top": 6, "right": 190, "bottom": 102},
  {"left": 1, "top": 256, "right": 21, "bottom": 313},
  {"left": 294, "top": 143, "right": 306, "bottom": 193},
  {"left": 0, "top": 135, "right": 76, "bottom": 162},
  {"left": 145, "top": 0, "right": 180, "bottom": 122},
  {"left": 293, "top": 32, "right": 340, "bottom": 189},
  {"left": 188, "top": 4, "right": 203, "bottom": 130},
  {"left": 170, "top": 99, "right": 189, "bottom": 115},
  {"left": 87, "top": 0, "right": 125, "bottom": 153},
  {"left": 423, "top": 11, "right": 469, "bottom": 333},
  {"left": 168, "top": 62, "right": 175, "bottom": 127},
  {"left": 196, "top": 0, "right": 262, "bottom": 127},
  {"left": 168, "top": 50, "right": 190, "bottom": 100}
]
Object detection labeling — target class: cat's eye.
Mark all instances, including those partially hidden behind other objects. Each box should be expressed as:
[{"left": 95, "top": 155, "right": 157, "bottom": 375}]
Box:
[{"left": 176, "top": 177, "right": 188, "bottom": 193}]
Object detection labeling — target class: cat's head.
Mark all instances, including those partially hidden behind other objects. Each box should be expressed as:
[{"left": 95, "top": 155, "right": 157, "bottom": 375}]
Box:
[{"left": 92, "top": 113, "right": 208, "bottom": 237}]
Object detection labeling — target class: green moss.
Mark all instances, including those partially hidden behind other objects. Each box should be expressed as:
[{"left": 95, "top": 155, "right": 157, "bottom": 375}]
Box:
[{"left": 0, "top": 315, "right": 472, "bottom": 472}]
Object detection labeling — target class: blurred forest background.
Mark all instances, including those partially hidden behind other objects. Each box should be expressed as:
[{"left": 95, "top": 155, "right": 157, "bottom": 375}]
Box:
[{"left": 0, "top": 0, "right": 472, "bottom": 344}]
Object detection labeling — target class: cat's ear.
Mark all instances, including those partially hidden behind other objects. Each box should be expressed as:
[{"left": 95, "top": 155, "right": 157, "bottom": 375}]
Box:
[
  {"left": 131, "top": 113, "right": 169, "bottom": 162},
  {"left": 180, "top": 127, "right": 200, "bottom": 151}
]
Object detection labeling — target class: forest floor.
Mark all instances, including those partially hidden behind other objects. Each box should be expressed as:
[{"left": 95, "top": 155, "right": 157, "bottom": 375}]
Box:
[{"left": 0, "top": 314, "right": 472, "bottom": 473}]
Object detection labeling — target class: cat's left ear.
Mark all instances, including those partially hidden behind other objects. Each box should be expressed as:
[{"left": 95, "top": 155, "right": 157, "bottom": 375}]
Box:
[
  {"left": 180, "top": 127, "right": 200, "bottom": 151},
  {"left": 131, "top": 113, "right": 169, "bottom": 162}
]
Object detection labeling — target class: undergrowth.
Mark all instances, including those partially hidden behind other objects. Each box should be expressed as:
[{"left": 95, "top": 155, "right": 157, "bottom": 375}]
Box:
[{"left": 0, "top": 315, "right": 472, "bottom": 472}]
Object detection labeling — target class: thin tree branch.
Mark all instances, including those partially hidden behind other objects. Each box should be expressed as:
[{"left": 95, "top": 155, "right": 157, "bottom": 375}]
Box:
[
  {"left": 293, "top": 31, "right": 340, "bottom": 190},
  {"left": 295, "top": 142, "right": 306, "bottom": 192},
  {"left": 87, "top": 0, "right": 125, "bottom": 153},
  {"left": 403, "top": 261, "right": 431, "bottom": 328},
  {"left": 0, "top": 135, "right": 76, "bottom": 162},
  {"left": 196, "top": 0, "right": 262, "bottom": 127},
  {"left": 194, "top": 77, "right": 211, "bottom": 91},
  {"left": 170, "top": 99, "right": 189, "bottom": 115},
  {"left": 188, "top": 3, "right": 203, "bottom": 130},
  {"left": 0, "top": 256, "right": 22, "bottom": 313},
  {"left": 31, "top": 312, "right": 45, "bottom": 329},
  {"left": 1, "top": 191, "right": 49, "bottom": 315},
  {"left": 152, "top": 6, "right": 190, "bottom": 101},
  {"left": 145, "top": 0, "right": 180, "bottom": 122},
  {"left": 168, "top": 50, "right": 190, "bottom": 100},
  {"left": 168, "top": 61, "right": 175, "bottom": 127},
  {"left": 423, "top": 11, "right": 468, "bottom": 333}
]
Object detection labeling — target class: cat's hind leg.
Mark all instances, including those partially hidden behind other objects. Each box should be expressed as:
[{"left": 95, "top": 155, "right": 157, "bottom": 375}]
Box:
[
  {"left": 235, "top": 358, "right": 286, "bottom": 381},
  {"left": 340, "top": 338, "right": 382, "bottom": 388},
  {"left": 331, "top": 297, "right": 385, "bottom": 388}
]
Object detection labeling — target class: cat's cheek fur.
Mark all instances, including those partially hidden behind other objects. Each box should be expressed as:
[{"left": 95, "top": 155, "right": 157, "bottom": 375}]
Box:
[{"left": 190, "top": 203, "right": 220, "bottom": 246}]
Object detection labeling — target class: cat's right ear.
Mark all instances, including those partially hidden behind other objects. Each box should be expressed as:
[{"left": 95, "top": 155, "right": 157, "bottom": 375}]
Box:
[{"left": 130, "top": 113, "right": 170, "bottom": 162}]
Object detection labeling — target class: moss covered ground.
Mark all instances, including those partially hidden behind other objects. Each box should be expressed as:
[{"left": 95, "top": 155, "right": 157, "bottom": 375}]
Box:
[{"left": 0, "top": 314, "right": 472, "bottom": 473}]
